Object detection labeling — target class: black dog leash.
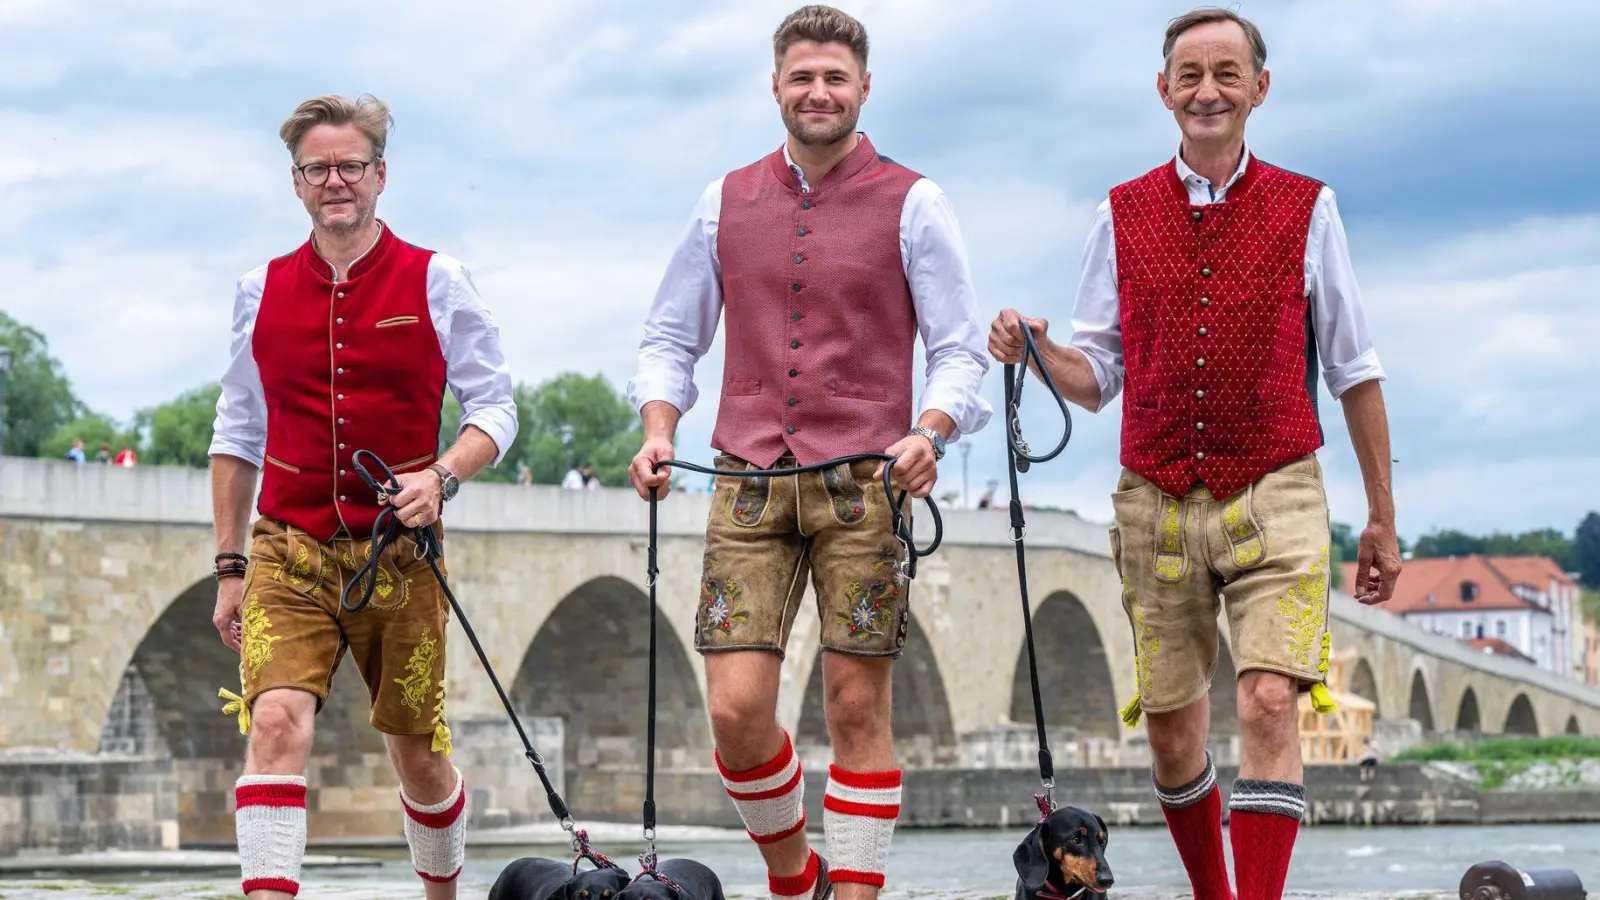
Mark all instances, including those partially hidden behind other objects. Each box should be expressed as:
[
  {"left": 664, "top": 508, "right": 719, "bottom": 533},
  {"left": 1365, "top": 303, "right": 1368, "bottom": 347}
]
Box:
[
  {"left": 1003, "top": 324, "right": 1073, "bottom": 815},
  {"left": 342, "top": 450, "right": 623, "bottom": 873},
  {"left": 632, "top": 452, "right": 944, "bottom": 881}
]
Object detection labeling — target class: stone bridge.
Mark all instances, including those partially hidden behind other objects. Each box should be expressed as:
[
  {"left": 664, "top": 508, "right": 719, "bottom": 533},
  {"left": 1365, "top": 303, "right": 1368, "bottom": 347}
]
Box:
[{"left": 4, "top": 456, "right": 1598, "bottom": 840}]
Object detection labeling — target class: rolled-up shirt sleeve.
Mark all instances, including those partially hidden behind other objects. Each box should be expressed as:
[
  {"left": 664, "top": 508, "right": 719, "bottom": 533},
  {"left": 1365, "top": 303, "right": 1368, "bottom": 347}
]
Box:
[
  {"left": 208, "top": 266, "right": 269, "bottom": 467},
  {"left": 1307, "top": 186, "right": 1386, "bottom": 398},
  {"left": 1065, "top": 199, "right": 1125, "bottom": 412},
  {"left": 901, "top": 178, "right": 992, "bottom": 440},
  {"left": 626, "top": 178, "right": 725, "bottom": 416},
  {"left": 428, "top": 255, "right": 519, "bottom": 465}
]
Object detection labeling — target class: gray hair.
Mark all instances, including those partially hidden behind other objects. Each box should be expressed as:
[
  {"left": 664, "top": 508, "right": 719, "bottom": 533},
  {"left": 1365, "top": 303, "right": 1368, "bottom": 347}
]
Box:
[
  {"left": 279, "top": 93, "right": 394, "bottom": 162},
  {"left": 1163, "top": 7, "right": 1267, "bottom": 74}
]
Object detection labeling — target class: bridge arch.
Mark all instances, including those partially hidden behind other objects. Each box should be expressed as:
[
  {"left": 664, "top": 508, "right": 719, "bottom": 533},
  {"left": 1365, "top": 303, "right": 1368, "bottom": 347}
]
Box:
[
  {"left": 1567, "top": 715, "right": 1582, "bottom": 735},
  {"left": 1407, "top": 668, "right": 1435, "bottom": 732},
  {"left": 1349, "top": 657, "right": 1380, "bottom": 717},
  {"left": 1503, "top": 694, "right": 1539, "bottom": 736},
  {"left": 510, "top": 576, "right": 711, "bottom": 772},
  {"left": 796, "top": 611, "right": 955, "bottom": 767},
  {"left": 1006, "top": 589, "right": 1119, "bottom": 740},
  {"left": 1455, "top": 687, "right": 1481, "bottom": 733}
]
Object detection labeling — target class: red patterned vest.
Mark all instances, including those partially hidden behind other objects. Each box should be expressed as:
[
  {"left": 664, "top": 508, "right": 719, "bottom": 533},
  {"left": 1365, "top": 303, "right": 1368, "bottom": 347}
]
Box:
[
  {"left": 710, "top": 135, "right": 922, "bottom": 468},
  {"left": 253, "top": 225, "right": 446, "bottom": 542},
  {"left": 1110, "top": 155, "right": 1324, "bottom": 500}
]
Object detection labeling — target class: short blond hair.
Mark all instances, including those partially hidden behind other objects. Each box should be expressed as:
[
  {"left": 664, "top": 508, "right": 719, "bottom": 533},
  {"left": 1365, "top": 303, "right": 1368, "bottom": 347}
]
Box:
[
  {"left": 772, "top": 4, "right": 869, "bottom": 72},
  {"left": 278, "top": 93, "right": 394, "bottom": 162}
]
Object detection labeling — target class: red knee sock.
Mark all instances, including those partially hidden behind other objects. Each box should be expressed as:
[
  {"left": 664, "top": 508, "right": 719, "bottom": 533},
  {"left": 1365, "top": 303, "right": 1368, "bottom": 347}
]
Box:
[
  {"left": 1228, "top": 779, "right": 1305, "bottom": 900},
  {"left": 1154, "top": 755, "right": 1232, "bottom": 900}
]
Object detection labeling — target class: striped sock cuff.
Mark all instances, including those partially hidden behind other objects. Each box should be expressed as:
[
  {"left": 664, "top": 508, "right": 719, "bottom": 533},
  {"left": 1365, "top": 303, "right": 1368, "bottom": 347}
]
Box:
[
  {"left": 822, "top": 766, "right": 901, "bottom": 887},
  {"left": 769, "top": 849, "right": 821, "bottom": 900},
  {"left": 716, "top": 732, "right": 806, "bottom": 844},
  {"left": 1154, "top": 754, "right": 1218, "bottom": 810},
  {"left": 400, "top": 767, "right": 468, "bottom": 883},
  {"left": 1228, "top": 778, "right": 1306, "bottom": 820},
  {"left": 235, "top": 774, "right": 307, "bottom": 897}
]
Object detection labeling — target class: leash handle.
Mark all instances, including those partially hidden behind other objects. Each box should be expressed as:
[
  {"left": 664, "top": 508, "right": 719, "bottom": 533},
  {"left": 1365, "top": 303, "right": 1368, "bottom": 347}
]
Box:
[{"left": 1007, "top": 321, "right": 1073, "bottom": 471}]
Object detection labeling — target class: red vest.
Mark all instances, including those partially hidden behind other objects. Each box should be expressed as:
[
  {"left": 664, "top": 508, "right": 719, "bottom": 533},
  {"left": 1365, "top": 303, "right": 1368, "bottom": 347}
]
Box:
[
  {"left": 710, "top": 135, "right": 921, "bottom": 468},
  {"left": 253, "top": 225, "right": 446, "bottom": 542},
  {"left": 1110, "top": 156, "right": 1324, "bottom": 500}
]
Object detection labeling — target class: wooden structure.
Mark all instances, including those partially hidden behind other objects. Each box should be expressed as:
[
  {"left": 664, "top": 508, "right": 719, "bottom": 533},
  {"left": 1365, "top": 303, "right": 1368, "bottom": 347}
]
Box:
[{"left": 1299, "top": 650, "right": 1376, "bottom": 764}]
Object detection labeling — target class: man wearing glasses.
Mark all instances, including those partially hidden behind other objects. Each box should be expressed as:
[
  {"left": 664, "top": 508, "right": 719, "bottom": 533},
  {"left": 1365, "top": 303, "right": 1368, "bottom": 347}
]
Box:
[{"left": 208, "top": 93, "right": 518, "bottom": 899}]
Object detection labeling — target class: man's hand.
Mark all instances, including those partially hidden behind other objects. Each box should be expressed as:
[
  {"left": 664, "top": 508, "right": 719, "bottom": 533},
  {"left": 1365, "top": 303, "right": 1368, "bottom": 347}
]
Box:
[
  {"left": 383, "top": 469, "right": 444, "bottom": 528},
  {"left": 629, "top": 436, "right": 676, "bottom": 500},
  {"left": 1352, "top": 517, "right": 1402, "bottom": 605},
  {"left": 988, "top": 308, "right": 1050, "bottom": 364},
  {"left": 213, "top": 577, "right": 244, "bottom": 652},
  {"left": 874, "top": 433, "right": 938, "bottom": 498}
]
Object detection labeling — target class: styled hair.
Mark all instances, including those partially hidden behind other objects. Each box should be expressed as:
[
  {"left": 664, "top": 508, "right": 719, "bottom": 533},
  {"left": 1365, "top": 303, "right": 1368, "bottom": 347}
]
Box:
[
  {"left": 1163, "top": 7, "right": 1267, "bottom": 73},
  {"left": 278, "top": 93, "right": 394, "bottom": 162},
  {"left": 772, "top": 4, "right": 869, "bottom": 72}
]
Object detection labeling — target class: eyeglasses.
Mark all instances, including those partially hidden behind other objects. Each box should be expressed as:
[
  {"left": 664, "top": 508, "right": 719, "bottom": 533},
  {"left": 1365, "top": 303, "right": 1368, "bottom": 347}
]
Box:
[{"left": 296, "top": 159, "right": 375, "bottom": 186}]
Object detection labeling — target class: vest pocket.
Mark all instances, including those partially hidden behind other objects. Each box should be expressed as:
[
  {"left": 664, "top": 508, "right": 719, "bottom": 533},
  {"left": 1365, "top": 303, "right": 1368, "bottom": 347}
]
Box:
[
  {"left": 374, "top": 315, "right": 420, "bottom": 328},
  {"left": 830, "top": 380, "right": 887, "bottom": 402},
  {"left": 724, "top": 379, "right": 762, "bottom": 396},
  {"left": 264, "top": 455, "right": 302, "bottom": 473}
]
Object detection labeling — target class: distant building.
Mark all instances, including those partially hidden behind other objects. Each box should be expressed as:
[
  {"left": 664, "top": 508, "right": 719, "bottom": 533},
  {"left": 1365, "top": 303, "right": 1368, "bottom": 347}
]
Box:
[
  {"left": 1583, "top": 618, "right": 1600, "bottom": 688},
  {"left": 1343, "top": 554, "right": 1582, "bottom": 679}
]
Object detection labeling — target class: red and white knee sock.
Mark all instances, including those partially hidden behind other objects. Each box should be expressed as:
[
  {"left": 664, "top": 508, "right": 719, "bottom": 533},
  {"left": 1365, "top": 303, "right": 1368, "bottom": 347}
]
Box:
[
  {"left": 235, "top": 774, "right": 307, "bottom": 897},
  {"left": 1154, "top": 754, "right": 1232, "bottom": 900},
  {"left": 400, "top": 766, "right": 468, "bottom": 885},
  {"left": 716, "top": 731, "right": 807, "bottom": 847},
  {"left": 822, "top": 765, "right": 901, "bottom": 888},
  {"left": 1228, "top": 778, "right": 1305, "bottom": 900}
]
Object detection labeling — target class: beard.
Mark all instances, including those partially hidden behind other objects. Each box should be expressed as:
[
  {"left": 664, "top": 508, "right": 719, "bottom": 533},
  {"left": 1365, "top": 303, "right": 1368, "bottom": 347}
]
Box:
[
  {"left": 782, "top": 101, "right": 860, "bottom": 147},
  {"left": 315, "top": 195, "right": 374, "bottom": 234}
]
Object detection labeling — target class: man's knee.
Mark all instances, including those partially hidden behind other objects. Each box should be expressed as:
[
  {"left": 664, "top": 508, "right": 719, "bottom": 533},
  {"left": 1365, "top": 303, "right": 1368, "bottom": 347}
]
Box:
[
  {"left": 822, "top": 655, "right": 891, "bottom": 742},
  {"left": 247, "top": 691, "right": 316, "bottom": 769},
  {"left": 1144, "top": 701, "right": 1208, "bottom": 768},
  {"left": 387, "top": 734, "right": 454, "bottom": 797},
  {"left": 1238, "top": 671, "right": 1298, "bottom": 731}
]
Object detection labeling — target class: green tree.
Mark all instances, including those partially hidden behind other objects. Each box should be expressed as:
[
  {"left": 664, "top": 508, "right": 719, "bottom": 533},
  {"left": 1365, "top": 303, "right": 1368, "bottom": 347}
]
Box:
[
  {"left": 0, "top": 310, "right": 84, "bottom": 456},
  {"left": 1330, "top": 521, "right": 1360, "bottom": 590},
  {"left": 1411, "top": 528, "right": 1485, "bottom": 558},
  {"left": 133, "top": 382, "right": 221, "bottom": 467},
  {"left": 435, "top": 372, "right": 640, "bottom": 486},
  {"left": 39, "top": 412, "right": 137, "bottom": 462},
  {"left": 1576, "top": 512, "right": 1600, "bottom": 589}
]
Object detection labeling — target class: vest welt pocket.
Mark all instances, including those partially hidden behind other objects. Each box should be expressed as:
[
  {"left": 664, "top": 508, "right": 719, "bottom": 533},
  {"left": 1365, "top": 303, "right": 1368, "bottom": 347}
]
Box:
[
  {"left": 829, "top": 379, "right": 887, "bottom": 402},
  {"left": 724, "top": 379, "right": 762, "bottom": 396},
  {"left": 264, "top": 455, "right": 302, "bottom": 473},
  {"left": 374, "top": 315, "right": 420, "bottom": 328}
]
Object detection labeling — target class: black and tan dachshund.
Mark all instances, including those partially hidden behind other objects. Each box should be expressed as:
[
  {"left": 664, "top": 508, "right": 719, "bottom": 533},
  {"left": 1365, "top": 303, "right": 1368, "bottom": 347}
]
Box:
[
  {"left": 614, "top": 858, "right": 726, "bottom": 900},
  {"left": 488, "top": 857, "right": 633, "bottom": 900},
  {"left": 1013, "top": 805, "right": 1114, "bottom": 899}
]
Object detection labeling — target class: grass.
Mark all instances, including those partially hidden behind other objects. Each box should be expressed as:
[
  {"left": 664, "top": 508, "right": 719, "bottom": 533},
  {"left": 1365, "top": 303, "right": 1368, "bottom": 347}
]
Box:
[{"left": 1394, "top": 736, "right": 1600, "bottom": 790}]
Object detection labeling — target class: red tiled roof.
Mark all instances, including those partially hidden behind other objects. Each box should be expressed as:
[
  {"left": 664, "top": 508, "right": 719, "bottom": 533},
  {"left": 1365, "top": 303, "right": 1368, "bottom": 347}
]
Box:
[
  {"left": 1486, "top": 555, "right": 1576, "bottom": 592},
  {"left": 1464, "top": 637, "right": 1533, "bottom": 662},
  {"left": 1341, "top": 554, "right": 1536, "bottom": 613}
]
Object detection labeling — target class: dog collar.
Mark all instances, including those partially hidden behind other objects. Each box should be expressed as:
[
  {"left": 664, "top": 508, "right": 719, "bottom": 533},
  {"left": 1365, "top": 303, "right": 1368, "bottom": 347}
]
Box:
[{"left": 1036, "top": 881, "right": 1088, "bottom": 900}]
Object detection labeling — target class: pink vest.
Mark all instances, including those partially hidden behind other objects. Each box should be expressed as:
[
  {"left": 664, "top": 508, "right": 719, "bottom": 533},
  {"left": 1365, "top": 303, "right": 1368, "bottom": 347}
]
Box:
[
  {"left": 253, "top": 226, "right": 446, "bottom": 542},
  {"left": 1110, "top": 156, "right": 1325, "bottom": 500},
  {"left": 710, "top": 135, "right": 922, "bottom": 468}
]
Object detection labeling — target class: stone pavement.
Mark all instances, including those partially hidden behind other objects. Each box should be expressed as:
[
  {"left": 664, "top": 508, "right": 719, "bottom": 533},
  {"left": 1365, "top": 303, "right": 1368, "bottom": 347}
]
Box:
[{"left": 0, "top": 882, "right": 1459, "bottom": 900}]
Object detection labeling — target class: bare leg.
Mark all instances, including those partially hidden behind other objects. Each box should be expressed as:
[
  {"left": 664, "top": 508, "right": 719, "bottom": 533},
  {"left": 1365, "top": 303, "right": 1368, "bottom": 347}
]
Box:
[
  {"left": 706, "top": 651, "right": 812, "bottom": 877},
  {"left": 1146, "top": 695, "right": 1210, "bottom": 789},
  {"left": 1146, "top": 695, "right": 1232, "bottom": 900},
  {"left": 389, "top": 732, "right": 464, "bottom": 900},
  {"left": 1236, "top": 671, "right": 1302, "bottom": 783},
  {"left": 241, "top": 688, "right": 317, "bottom": 900},
  {"left": 821, "top": 652, "right": 896, "bottom": 900}
]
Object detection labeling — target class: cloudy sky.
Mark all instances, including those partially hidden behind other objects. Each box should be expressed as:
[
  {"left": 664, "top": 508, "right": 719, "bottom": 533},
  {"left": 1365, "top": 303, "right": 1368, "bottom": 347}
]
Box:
[{"left": 3, "top": 0, "right": 1595, "bottom": 542}]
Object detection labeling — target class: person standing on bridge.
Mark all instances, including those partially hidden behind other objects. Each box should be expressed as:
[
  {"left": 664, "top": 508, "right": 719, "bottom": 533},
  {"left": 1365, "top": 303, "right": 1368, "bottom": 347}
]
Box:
[
  {"left": 207, "top": 93, "right": 519, "bottom": 900},
  {"left": 989, "top": 8, "right": 1401, "bottom": 900},
  {"left": 625, "top": 6, "right": 991, "bottom": 899}
]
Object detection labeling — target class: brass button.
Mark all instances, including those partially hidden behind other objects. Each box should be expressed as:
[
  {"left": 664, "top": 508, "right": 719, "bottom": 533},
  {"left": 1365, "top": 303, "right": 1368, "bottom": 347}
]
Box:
[
  {"left": 1198, "top": 327, "right": 1208, "bottom": 337},
  {"left": 1201, "top": 267, "right": 1212, "bottom": 278},
  {"left": 1200, "top": 297, "right": 1210, "bottom": 307},
  {"left": 788, "top": 368, "right": 798, "bottom": 377},
  {"left": 798, "top": 226, "right": 808, "bottom": 236},
  {"left": 1196, "top": 358, "right": 1206, "bottom": 367}
]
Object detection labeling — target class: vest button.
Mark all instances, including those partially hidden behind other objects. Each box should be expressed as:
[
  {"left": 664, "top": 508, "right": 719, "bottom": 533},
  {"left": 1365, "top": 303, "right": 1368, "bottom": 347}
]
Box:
[
  {"left": 337, "top": 292, "right": 346, "bottom": 299},
  {"left": 340, "top": 469, "right": 346, "bottom": 476},
  {"left": 1195, "top": 421, "right": 1205, "bottom": 431},
  {"left": 791, "top": 312, "right": 802, "bottom": 321},
  {"left": 794, "top": 254, "right": 803, "bottom": 264},
  {"left": 801, "top": 200, "right": 811, "bottom": 209},
  {"left": 1200, "top": 297, "right": 1210, "bottom": 306},
  {"left": 798, "top": 226, "right": 808, "bottom": 236},
  {"left": 1201, "top": 267, "right": 1212, "bottom": 278},
  {"left": 337, "top": 367, "right": 344, "bottom": 375},
  {"left": 337, "top": 394, "right": 344, "bottom": 400},
  {"left": 791, "top": 282, "right": 801, "bottom": 292},
  {"left": 336, "top": 317, "right": 344, "bottom": 325},
  {"left": 1195, "top": 452, "right": 1205, "bottom": 461},
  {"left": 1194, "top": 390, "right": 1204, "bottom": 399},
  {"left": 1198, "top": 327, "right": 1208, "bottom": 337},
  {"left": 788, "top": 397, "right": 798, "bottom": 406},
  {"left": 1191, "top": 210, "right": 1203, "bottom": 222},
  {"left": 1196, "top": 358, "right": 1206, "bottom": 368},
  {"left": 788, "top": 368, "right": 798, "bottom": 377},
  {"left": 336, "top": 343, "right": 343, "bottom": 350},
  {"left": 340, "top": 494, "right": 348, "bottom": 502},
  {"left": 337, "top": 417, "right": 345, "bottom": 425},
  {"left": 786, "top": 426, "right": 796, "bottom": 434},
  {"left": 790, "top": 339, "right": 800, "bottom": 349},
  {"left": 338, "top": 443, "right": 346, "bottom": 450}
]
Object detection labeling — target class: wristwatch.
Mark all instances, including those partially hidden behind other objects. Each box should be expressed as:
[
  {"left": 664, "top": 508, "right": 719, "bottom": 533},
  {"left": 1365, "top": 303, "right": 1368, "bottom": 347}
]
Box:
[
  {"left": 428, "top": 464, "right": 460, "bottom": 502},
  {"left": 908, "top": 426, "right": 946, "bottom": 460}
]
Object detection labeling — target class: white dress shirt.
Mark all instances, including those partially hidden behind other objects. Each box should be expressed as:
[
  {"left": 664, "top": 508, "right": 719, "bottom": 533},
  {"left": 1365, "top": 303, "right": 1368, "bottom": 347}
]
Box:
[
  {"left": 1067, "top": 146, "right": 1386, "bottom": 412},
  {"left": 626, "top": 139, "right": 993, "bottom": 443},
  {"left": 209, "top": 250, "right": 520, "bottom": 468}
]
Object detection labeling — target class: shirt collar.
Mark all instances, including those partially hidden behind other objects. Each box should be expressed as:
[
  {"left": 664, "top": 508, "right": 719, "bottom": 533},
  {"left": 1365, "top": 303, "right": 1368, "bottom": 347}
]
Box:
[
  {"left": 782, "top": 132, "right": 866, "bottom": 193},
  {"left": 1174, "top": 142, "right": 1251, "bottom": 198}
]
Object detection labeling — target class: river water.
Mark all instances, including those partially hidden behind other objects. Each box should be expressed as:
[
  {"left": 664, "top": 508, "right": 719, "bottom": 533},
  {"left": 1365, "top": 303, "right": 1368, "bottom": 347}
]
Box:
[{"left": 323, "top": 823, "right": 1599, "bottom": 893}]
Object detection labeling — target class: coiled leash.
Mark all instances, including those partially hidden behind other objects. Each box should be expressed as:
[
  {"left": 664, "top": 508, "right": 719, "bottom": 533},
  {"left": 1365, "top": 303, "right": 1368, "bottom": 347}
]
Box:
[
  {"left": 1002, "top": 324, "right": 1073, "bottom": 817},
  {"left": 630, "top": 453, "right": 944, "bottom": 883},
  {"left": 343, "top": 450, "right": 625, "bottom": 875}
]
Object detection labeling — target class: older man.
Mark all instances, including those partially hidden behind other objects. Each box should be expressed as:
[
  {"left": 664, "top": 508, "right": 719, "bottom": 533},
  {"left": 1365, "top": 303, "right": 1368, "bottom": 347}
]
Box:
[
  {"left": 990, "top": 8, "right": 1400, "bottom": 900},
  {"left": 627, "top": 6, "right": 990, "bottom": 899},
  {"left": 208, "top": 93, "right": 518, "bottom": 899}
]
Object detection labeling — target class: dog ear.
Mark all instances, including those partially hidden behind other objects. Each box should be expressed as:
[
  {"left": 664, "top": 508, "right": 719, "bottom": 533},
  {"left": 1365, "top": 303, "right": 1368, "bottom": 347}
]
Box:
[
  {"left": 1095, "top": 813, "right": 1108, "bottom": 845},
  {"left": 1013, "top": 824, "right": 1050, "bottom": 891}
]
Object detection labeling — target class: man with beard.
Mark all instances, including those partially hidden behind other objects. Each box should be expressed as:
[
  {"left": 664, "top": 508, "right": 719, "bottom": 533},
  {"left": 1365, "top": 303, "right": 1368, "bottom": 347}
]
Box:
[
  {"left": 626, "top": 6, "right": 991, "bottom": 899},
  {"left": 208, "top": 93, "right": 518, "bottom": 899},
  {"left": 990, "top": 8, "right": 1399, "bottom": 900}
]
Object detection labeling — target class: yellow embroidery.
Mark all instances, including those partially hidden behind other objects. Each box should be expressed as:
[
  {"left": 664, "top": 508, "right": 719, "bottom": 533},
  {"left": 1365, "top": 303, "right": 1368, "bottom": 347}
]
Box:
[
  {"left": 1222, "top": 495, "right": 1250, "bottom": 538},
  {"left": 1121, "top": 585, "right": 1160, "bottom": 727},
  {"left": 1153, "top": 497, "right": 1185, "bottom": 581},
  {"left": 431, "top": 680, "right": 453, "bottom": 756},
  {"left": 277, "top": 544, "right": 312, "bottom": 587},
  {"left": 240, "top": 594, "right": 281, "bottom": 678},
  {"left": 218, "top": 662, "right": 251, "bottom": 735},
  {"left": 395, "top": 627, "right": 439, "bottom": 714},
  {"left": 1278, "top": 547, "right": 1330, "bottom": 666},
  {"left": 1222, "top": 495, "right": 1265, "bottom": 567},
  {"left": 1159, "top": 499, "right": 1182, "bottom": 553}
]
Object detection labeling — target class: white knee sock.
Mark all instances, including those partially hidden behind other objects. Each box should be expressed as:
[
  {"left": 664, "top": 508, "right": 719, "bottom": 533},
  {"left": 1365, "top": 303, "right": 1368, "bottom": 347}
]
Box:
[
  {"left": 400, "top": 766, "right": 468, "bottom": 884},
  {"left": 716, "top": 730, "right": 808, "bottom": 847},
  {"left": 235, "top": 774, "right": 308, "bottom": 896},
  {"left": 822, "top": 765, "right": 901, "bottom": 888}
]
